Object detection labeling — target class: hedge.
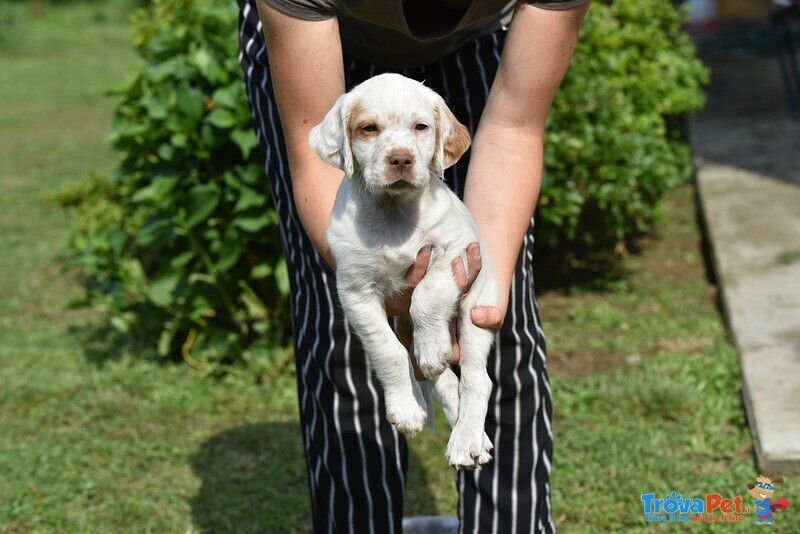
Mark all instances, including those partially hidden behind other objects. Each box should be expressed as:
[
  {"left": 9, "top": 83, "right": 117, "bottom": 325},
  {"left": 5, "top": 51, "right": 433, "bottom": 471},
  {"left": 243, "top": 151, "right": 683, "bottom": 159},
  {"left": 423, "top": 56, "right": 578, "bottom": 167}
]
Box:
[{"left": 56, "top": 0, "right": 707, "bottom": 372}]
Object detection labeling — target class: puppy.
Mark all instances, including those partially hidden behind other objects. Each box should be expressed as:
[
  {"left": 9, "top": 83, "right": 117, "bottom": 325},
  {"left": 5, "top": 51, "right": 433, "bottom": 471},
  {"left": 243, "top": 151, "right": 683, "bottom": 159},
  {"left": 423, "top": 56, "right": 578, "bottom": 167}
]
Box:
[{"left": 309, "top": 73, "right": 499, "bottom": 469}]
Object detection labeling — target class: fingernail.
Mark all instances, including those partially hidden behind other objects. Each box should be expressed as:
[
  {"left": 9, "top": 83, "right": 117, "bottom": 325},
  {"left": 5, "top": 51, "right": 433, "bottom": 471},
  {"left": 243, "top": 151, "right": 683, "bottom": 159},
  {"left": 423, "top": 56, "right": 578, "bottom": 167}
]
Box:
[
  {"left": 421, "top": 245, "right": 432, "bottom": 257},
  {"left": 473, "top": 308, "right": 486, "bottom": 322},
  {"left": 470, "top": 245, "right": 481, "bottom": 259},
  {"left": 453, "top": 258, "right": 464, "bottom": 272}
]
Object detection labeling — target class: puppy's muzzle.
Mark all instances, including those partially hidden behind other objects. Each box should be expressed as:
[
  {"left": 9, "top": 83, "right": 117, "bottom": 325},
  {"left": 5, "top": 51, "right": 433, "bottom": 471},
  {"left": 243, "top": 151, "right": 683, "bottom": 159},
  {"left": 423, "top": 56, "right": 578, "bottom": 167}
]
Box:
[
  {"left": 386, "top": 150, "right": 416, "bottom": 185},
  {"left": 388, "top": 150, "right": 414, "bottom": 169}
]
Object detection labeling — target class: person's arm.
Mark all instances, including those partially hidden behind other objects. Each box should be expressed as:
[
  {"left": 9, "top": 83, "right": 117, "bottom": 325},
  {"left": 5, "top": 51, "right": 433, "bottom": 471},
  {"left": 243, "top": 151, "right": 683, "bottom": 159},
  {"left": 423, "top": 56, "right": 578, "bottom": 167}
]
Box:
[
  {"left": 255, "top": 1, "right": 345, "bottom": 268},
  {"left": 465, "top": 1, "right": 590, "bottom": 321}
]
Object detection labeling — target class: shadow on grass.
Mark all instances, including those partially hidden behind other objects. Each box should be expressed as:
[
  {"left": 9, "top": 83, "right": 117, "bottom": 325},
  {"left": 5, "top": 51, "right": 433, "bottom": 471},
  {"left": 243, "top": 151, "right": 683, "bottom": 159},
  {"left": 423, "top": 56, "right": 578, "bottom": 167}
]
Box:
[
  {"left": 533, "top": 244, "right": 629, "bottom": 295},
  {"left": 189, "top": 422, "right": 310, "bottom": 532},
  {"left": 66, "top": 321, "right": 160, "bottom": 367},
  {"left": 692, "top": 179, "right": 728, "bottom": 322},
  {"left": 189, "top": 422, "right": 442, "bottom": 532}
]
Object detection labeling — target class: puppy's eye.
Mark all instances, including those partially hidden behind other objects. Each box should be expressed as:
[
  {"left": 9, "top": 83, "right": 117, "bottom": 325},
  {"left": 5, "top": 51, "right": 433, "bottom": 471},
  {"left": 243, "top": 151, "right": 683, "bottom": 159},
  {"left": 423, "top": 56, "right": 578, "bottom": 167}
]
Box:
[
  {"left": 361, "top": 124, "right": 378, "bottom": 133},
  {"left": 415, "top": 123, "right": 429, "bottom": 131}
]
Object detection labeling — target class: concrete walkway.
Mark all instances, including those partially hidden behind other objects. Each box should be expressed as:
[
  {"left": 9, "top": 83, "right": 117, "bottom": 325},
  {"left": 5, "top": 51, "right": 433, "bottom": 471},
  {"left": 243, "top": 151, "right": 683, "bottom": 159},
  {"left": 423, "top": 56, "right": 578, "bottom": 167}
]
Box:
[{"left": 691, "top": 56, "right": 800, "bottom": 475}]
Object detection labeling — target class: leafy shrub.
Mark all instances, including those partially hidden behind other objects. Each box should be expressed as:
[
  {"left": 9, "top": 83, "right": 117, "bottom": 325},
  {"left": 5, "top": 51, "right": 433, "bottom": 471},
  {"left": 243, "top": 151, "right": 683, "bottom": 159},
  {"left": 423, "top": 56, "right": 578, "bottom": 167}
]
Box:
[
  {"left": 539, "top": 0, "right": 708, "bottom": 252},
  {"left": 58, "top": 0, "right": 706, "bottom": 370},
  {"left": 56, "top": 0, "right": 291, "bottom": 373}
]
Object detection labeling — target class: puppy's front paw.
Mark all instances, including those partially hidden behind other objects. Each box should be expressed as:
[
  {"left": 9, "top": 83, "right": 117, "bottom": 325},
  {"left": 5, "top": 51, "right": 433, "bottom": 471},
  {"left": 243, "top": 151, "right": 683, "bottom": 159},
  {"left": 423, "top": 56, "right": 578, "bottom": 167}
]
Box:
[
  {"left": 385, "top": 396, "right": 427, "bottom": 436},
  {"left": 414, "top": 327, "right": 452, "bottom": 380},
  {"left": 446, "top": 428, "right": 492, "bottom": 469}
]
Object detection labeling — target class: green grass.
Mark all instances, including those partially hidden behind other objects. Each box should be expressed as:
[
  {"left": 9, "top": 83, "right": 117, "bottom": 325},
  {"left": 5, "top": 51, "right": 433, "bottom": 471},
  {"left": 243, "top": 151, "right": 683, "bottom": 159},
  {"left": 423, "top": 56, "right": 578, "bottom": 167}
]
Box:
[
  {"left": 1, "top": 2, "right": 798, "bottom": 532},
  {"left": 542, "top": 187, "right": 800, "bottom": 532},
  {"left": 0, "top": 2, "right": 307, "bottom": 531}
]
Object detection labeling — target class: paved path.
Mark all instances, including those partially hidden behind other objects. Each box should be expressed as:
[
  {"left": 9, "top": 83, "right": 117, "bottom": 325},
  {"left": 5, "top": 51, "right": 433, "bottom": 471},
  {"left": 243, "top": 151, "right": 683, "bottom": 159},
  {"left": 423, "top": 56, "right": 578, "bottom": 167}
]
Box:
[{"left": 692, "top": 56, "right": 800, "bottom": 475}]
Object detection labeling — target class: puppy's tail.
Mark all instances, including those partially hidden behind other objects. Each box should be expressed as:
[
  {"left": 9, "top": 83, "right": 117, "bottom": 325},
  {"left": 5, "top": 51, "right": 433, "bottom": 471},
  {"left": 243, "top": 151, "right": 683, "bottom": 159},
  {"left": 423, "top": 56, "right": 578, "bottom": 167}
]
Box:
[{"left": 419, "top": 380, "right": 436, "bottom": 435}]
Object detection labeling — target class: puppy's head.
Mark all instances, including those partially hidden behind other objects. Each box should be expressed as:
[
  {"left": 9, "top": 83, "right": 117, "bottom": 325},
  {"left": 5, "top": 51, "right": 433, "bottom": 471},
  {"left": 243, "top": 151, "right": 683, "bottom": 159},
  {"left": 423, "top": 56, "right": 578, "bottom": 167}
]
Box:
[{"left": 309, "top": 73, "right": 470, "bottom": 197}]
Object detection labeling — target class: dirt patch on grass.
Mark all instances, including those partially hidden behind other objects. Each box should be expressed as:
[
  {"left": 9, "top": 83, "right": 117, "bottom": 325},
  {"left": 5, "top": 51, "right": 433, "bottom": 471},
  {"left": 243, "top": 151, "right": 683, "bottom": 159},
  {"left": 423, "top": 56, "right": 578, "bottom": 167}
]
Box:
[
  {"left": 537, "top": 184, "right": 720, "bottom": 379},
  {"left": 13, "top": 260, "right": 101, "bottom": 328},
  {"left": 0, "top": 99, "right": 116, "bottom": 152},
  {"left": 547, "top": 350, "right": 641, "bottom": 378}
]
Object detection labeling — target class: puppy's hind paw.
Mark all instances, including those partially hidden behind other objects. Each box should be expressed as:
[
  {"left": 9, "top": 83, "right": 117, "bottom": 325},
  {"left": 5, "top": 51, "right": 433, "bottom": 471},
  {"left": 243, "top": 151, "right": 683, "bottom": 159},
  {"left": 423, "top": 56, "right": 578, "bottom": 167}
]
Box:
[
  {"left": 477, "top": 432, "right": 494, "bottom": 466},
  {"left": 446, "top": 430, "right": 491, "bottom": 470}
]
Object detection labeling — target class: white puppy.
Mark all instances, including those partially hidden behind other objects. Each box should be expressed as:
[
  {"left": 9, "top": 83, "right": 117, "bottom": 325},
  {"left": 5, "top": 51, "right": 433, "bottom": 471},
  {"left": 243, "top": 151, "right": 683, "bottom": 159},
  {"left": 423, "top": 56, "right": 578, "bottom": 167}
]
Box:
[{"left": 309, "top": 73, "right": 499, "bottom": 469}]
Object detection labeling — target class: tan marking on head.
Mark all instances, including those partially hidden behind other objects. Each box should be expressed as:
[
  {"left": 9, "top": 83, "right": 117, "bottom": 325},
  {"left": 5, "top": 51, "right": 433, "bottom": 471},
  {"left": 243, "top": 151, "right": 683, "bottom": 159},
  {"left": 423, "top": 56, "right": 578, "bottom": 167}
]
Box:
[{"left": 348, "top": 101, "right": 380, "bottom": 140}]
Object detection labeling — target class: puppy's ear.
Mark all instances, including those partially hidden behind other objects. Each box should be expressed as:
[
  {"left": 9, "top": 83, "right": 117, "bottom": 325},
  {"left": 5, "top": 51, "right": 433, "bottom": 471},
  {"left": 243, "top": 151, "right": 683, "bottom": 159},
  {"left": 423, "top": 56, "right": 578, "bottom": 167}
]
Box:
[
  {"left": 309, "top": 93, "right": 355, "bottom": 177},
  {"left": 434, "top": 101, "right": 471, "bottom": 173}
]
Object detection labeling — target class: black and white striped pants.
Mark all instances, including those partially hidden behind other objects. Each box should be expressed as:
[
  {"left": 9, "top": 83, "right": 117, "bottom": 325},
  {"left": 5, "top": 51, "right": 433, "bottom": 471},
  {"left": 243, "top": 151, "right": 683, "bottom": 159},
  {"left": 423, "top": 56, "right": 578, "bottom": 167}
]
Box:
[{"left": 237, "top": 2, "right": 554, "bottom": 532}]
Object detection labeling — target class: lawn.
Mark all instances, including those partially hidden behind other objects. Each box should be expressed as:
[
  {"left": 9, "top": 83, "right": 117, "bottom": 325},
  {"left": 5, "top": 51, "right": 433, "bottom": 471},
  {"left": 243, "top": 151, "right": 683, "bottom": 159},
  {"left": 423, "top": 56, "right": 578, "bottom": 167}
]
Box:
[{"left": 0, "top": 2, "right": 797, "bottom": 532}]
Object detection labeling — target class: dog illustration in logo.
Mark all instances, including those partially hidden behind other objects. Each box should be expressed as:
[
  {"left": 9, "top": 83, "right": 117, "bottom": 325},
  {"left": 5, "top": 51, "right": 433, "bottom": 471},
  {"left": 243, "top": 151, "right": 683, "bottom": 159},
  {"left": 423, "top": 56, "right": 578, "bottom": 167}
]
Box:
[{"left": 747, "top": 473, "right": 790, "bottom": 524}]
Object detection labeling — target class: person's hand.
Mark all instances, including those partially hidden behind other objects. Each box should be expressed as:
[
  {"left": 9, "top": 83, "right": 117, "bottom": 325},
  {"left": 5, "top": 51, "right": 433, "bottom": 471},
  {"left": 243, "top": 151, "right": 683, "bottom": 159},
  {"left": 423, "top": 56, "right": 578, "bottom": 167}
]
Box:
[
  {"left": 452, "top": 243, "right": 504, "bottom": 337},
  {"left": 385, "top": 245, "right": 433, "bottom": 317},
  {"left": 397, "top": 242, "right": 505, "bottom": 380}
]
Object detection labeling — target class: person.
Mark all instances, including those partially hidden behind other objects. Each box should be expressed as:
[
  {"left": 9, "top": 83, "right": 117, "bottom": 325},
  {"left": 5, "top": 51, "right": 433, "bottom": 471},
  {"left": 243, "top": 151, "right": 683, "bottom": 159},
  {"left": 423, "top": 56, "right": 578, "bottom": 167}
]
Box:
[{"left": 236, "top": 0, "right": 590, "bottom": 532}]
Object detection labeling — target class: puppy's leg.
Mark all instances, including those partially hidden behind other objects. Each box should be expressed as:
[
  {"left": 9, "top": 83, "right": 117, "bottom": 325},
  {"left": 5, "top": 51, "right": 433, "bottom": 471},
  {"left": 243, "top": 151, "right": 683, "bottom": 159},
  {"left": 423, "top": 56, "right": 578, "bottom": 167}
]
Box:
[
  {"left": 445, "top": 318, "right": 494, "bottom": 469},
  {"left": 340, "top": 292, "right": 427, "bottom": 435},
  {"left": 432, "top": 367, "right": 460, "bottom": 428},
  {"left": 433, "top": 369, "right": 491, "bottom": 457},
  {"left": 409, "top": 257, "right": 459, "bottom": 380}
]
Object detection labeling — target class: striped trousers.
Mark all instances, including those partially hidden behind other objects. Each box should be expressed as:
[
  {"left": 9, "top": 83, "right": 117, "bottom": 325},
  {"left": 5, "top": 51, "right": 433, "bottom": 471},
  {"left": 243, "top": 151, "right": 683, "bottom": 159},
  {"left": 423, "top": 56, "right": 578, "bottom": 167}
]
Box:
[{"left": 237, "top": 2, "right": 554, "bottom": 532}]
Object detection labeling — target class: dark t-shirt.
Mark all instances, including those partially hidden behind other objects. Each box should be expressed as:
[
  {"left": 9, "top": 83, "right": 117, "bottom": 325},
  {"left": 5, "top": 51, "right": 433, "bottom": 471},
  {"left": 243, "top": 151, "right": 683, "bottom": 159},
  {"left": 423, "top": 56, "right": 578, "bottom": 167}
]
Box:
[{"left": 260, "top": 0, "right": 590, "bottom": 67}]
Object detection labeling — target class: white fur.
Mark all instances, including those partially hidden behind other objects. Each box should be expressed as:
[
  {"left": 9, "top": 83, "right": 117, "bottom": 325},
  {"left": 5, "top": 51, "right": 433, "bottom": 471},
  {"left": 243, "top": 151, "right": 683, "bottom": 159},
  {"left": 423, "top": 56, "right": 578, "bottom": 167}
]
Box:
[{"left": 310, "top": 73, "right": 499, "bottom": 469}]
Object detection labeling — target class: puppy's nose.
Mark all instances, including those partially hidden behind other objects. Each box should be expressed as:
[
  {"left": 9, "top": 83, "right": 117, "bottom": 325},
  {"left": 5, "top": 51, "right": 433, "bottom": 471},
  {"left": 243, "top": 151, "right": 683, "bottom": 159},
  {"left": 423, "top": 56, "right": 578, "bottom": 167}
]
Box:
[{"left": 388, "top": 151, "right": 414, "bottom": 168}]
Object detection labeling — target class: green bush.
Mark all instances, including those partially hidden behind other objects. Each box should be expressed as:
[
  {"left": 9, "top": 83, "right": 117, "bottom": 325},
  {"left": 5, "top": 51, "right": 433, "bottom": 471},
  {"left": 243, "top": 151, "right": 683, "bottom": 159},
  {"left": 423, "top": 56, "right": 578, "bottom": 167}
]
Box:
[
  {"left": 56, "top": 0, "right": 291, "bottom": 373},
  {"left": 539, "top": 0, "right": 708, "bottom": 251},
  {"left": 58, "top": 0, "right": 706, "bottom": 370}
]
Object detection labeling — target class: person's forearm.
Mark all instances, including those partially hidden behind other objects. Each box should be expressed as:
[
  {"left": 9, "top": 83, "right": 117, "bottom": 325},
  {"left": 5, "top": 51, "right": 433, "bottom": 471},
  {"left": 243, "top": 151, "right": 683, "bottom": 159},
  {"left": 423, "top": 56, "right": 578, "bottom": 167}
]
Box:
[
  {"left": 289, "top": 153, "right": 344, "bottom": 268},
  {"left": 464, "top": 2, "right": 590, "bottom": 315},
  {"left": 256, "top": 1, "right": 345, "bottom": 268},
  {"left": 464, "top": 126, "right": 543, "bottom": 314}
]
